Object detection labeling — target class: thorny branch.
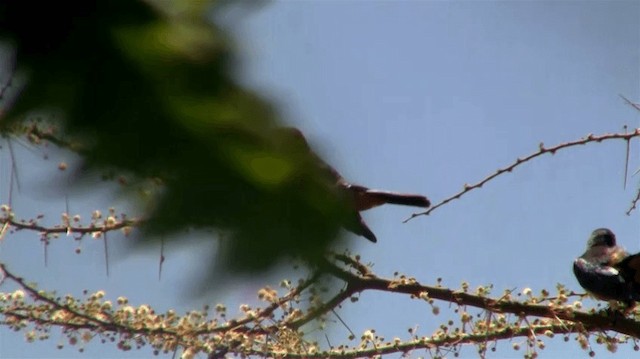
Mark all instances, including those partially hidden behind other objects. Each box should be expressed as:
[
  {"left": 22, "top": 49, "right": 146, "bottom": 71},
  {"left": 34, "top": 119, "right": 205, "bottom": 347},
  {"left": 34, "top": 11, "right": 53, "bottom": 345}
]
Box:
[
  {"left": 1, "top": 121, "right": 84, "bottom": 153},
  {"left": 8, "top": 123, "right": 640, "bottom": 224},
  {"left": 0, "top": 211, "right": 138, "bottom": 239},
  {"left": 7, "top": 128, "right": 640, "bottom": 242},
  {"left": 2, "top": 120, "right": 640, "bottom": 357},
  {"left": 321, "top": 255, "right": 640, "bottom": 338},
  {"left": 2, "top": 255, "right": 640, "bottom": 358},
  {"left": 405, "top": 129, "right": 640, "bottom": 222}
]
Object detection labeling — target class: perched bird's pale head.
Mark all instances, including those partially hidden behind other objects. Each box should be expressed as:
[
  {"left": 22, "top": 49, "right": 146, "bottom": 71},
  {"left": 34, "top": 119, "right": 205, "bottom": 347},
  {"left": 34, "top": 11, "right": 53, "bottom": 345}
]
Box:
[
  {"left": 582, "top": 228, "right": 627, "bottom": 265},
  {"left": 586, "top": 228, "right": 616, "bottom": 249}
]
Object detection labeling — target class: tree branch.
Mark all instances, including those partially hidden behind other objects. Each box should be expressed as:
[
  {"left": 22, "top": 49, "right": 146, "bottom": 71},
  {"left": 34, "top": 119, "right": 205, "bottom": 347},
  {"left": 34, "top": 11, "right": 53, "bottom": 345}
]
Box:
[{"left": 405, "top": 129, "right": 640, "bottom": 222}]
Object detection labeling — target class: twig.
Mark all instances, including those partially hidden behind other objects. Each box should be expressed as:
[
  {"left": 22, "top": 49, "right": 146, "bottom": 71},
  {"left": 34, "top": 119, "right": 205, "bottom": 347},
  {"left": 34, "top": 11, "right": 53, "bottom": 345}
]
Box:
[
  {"left": 217, "top": 272, "right": 321, "bottom": 335},
  {"left": 627, "top": 189, "right": 640, "bottom": 216},
  {"left": 0, "top": 263, "right": 114, "bottom": 329},
  {"left": 0, "top": 216, "right": 138, "bottom": 236},
  {"left": 406, "top": 130, "right": 640, "bottom": 222},
  {"left": 620, "top": 94, "right": 640, "bottom": 112}
]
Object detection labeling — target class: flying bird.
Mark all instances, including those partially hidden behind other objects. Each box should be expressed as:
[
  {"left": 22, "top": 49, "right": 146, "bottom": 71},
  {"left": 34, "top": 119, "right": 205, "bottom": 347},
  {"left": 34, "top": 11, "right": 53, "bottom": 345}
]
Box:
[
  {"left": 573, "top": 228, "right": 640, "bottom": 307},
  {"left": 283, "top": 128, "right": 430, "bottom": 242}
]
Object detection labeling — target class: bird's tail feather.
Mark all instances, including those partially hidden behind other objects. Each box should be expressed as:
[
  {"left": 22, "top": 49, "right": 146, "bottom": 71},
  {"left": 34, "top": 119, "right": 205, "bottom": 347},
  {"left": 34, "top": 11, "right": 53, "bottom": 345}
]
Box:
[{"left": 365, "top": 190, "right": 431, "bottom": 208}]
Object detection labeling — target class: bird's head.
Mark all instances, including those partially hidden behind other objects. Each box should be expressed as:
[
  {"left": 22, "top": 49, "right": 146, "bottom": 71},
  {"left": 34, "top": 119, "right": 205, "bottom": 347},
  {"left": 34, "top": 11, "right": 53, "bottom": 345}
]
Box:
[
  {"left": 582, "top": 228, "right": 626, "bottom": 264},
  {"left": 587, "top": 228, "right": 616, "bottom": 249}
]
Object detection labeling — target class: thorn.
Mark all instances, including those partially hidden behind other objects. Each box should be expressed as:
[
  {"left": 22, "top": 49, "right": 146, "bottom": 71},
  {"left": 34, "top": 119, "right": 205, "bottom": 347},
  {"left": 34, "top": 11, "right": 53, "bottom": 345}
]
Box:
[
  {"left": 624, "top": 125, "right": 630, "bottom": 190},
  {"left": 620, "top": 94, "right": 640, "bottom": 112},
  {"left": 331, "top": 309, "right": 355, "bottom": 338},
  {"left": 43, "top": 236, "right": 48, "bottom": 267},
  {"left": 0, "top": 221, "right": 9, "bottom": 241},
  {"left": 7, "top": 139, "right": 21, "bottom": 194},
  {"left": 103, "top": 231, "right": 110, "bottom": 277},
  {"left": 159, "top": 238, "right": 165, "bottom": 281}
]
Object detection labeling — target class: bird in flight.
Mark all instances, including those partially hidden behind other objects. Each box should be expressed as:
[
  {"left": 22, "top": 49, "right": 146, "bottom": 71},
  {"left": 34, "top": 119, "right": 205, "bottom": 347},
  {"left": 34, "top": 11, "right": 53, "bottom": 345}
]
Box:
[
  {"left": 573, "top": 228, "right": 640, "bottom": 308},
  {"left": 283, "top": 127, "right": 430, "bottom": 242}
]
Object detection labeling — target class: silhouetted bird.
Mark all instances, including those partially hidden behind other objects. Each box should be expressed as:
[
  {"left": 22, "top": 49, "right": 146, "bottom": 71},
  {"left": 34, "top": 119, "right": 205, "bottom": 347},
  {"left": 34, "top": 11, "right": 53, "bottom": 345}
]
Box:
[{"left": 284, "top": 128, "right": 430, "bottom": 242}]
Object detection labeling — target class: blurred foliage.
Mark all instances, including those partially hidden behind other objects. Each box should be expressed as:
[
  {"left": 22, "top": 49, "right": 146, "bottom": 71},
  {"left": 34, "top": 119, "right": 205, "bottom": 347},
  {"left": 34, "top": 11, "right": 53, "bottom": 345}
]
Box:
[{"left": 0, "top": 1, "right": 350, "bottom": 273}]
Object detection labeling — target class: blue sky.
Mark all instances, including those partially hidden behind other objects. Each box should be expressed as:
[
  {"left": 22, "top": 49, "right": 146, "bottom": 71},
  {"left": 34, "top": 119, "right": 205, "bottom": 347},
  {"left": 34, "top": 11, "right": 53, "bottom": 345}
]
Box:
[{"left": 1, "top": 1, "right": 639, "bottom": 358}]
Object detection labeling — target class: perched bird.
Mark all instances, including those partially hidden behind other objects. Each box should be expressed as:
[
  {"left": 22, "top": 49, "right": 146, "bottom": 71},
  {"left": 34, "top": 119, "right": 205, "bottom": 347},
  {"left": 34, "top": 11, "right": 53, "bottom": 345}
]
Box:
[
  {"left": 573, "top": 228, "right": 640, "bottom": 307},
  {"left": 283, "top": 127, "right": 430, "bottom": 242}
]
